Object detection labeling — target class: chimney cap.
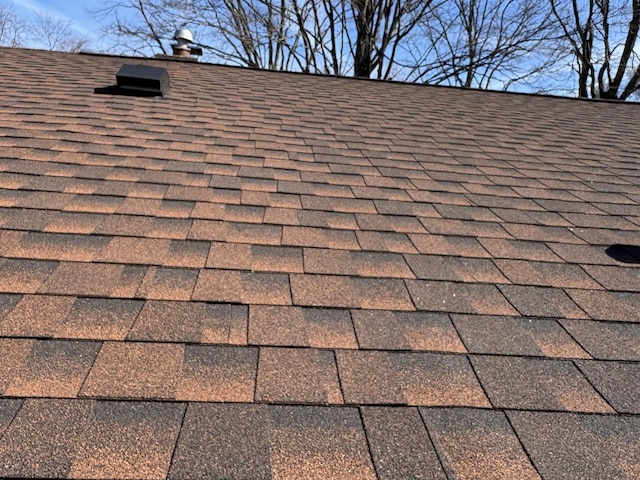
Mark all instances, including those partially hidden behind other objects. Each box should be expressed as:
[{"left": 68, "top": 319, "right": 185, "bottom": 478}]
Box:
[{"left": 174, "top": 28, "right": 193, "bottom": 43}]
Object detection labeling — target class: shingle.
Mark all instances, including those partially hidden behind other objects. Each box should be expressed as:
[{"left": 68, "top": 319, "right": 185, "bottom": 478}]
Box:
[
  {"left": 188, "top": 219, "right": 282, "bottom": 244},
  {"left": 283, "top": 225, "right": 359, "bottom": 249},
  {"left": 0, "top": 398, "right": 93, "bottom": 478},
  {"left": 336, "top": 350, "right": 489, "bottom": 407},
  {"left": 565, "top": 289, "right": 640, "bottom": 321},
  {"left": 256, "top": 347, "right": 342, "bottom": 404},
  {"left": 129, "top": 301, "right": 248, "bottom": 344},
  {"left": 193, "top": 269, "right": 292, "bottom": 304},
  {"left": 249, "top": 305, "right": 357, "bottom": 348},
  {"left": 266, "top": 405, "right": 377, "bottom": 479},
  {"left": 169, "top": 404, "right": 376, "bottom": 479},
  {"left": 478, "top": 238, "right": 562, "bottom": 261},
  {"left": 575, "top": 360, "right": 640, "bottom": 413},
  {"left": 39, "top": 263, "right": 146, "bottom": 297},
  {"left": 0, "top": 338, "right": 35, "bottom": 393},
  {"left": 0, "top": 294, "right": 74, "bottom": 338},
  {"left": 356, "top": 231, "right": 418, "bottom": 253},
  {"left": 502, "top": 224, "right": 584, "bottom": 243},
  {"left": 494, "top": 259, "right": 601, "bottom": 289},
  {"left": 0, "top": 399, "right": 22, "bottom": 438},
  {"left": 351, "top": 310, "right": 466, "bottom": 352},
  {"left": 419, "top": 217, "right": 511, "bottom": 239},
  {"left": 80, "top": 342, "right": 184, "bottom": 399},
  {"left": 548, "top": 242, "right": 639, "bottom": 265},
  {"left": 55, "top": 298, "right": 143, "bottom": 341},
  {"left": 68, "top": 401, "right": 185, "bottom": 480},
  {"left": 422, "top": 408, "right": 540, "bottom": 480},
  {"left": 291, "top": 274, "right": 414, "bottom": 310},
  {"left": 507, "top": 411, "right": 640, "bottom": 480},
  {"left": 361, "top": 407, "right": 446, "bottom": 480},
  {"left": 581, "top": 264, "right": 640, "bottom": 292},
  {"left": 499, "top": 285, "right": 588, "bottom": 318},
  {"left": 176, "top": 345, "right": 257, "bottom": 402},
  {"left": 409, "top": 234, "right": 490, "bottom": 257},
  {"left": 374, "top": 199, "right": 440, "bottom": 217},
  {"left": 407, "top": 280, "right": 516, "bottom": 315},
  {"left": 207, "top": 242, "right": 303, "bottom": 272},
  {"left": 405, "top": 255, "right": 508, "bottom": 283},
  {"left": 167, "top": 403, "right": 272, "bottom": 479},
  {"left": 5, "top": 232, "right": 110, "bottom": 262},
  {"left": 0, "top": 259, "right": 58, "bottom": 294},
  {"left": 3, "top": 339, "right": 100, "bottom": 397},
  {"left": 452, "top": 315, "right": 590, "bottom": 358},
  {"left": 304, "top": 248, "right": 414, "bottom": 278},
  {"left": 560, "top": 319, "right": 640, "bottom": 360},
  {"left": 136, "top": 266, "right": 198, "bottom": 301},
  {"left": 98, "top": 237, "right": 171, "bottom": 264},
  {"left": 0, "top": 293, "right": 21, "bottom": 320},
  {"left": 471, "top": 355, "right": 613, "bottom": 412}
]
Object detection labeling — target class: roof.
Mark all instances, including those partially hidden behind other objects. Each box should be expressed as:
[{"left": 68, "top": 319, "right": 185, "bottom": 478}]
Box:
[{"left": 0, "top": 46, "right": 639, "bottom": 479}]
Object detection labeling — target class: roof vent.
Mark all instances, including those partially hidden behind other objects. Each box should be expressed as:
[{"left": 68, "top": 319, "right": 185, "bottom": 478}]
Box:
[
  {"left": 172, "top": 28, "right": 203, "bottom": 59},
  {"left": 115, "top": 64, "right": 170, "bottom": 96}
]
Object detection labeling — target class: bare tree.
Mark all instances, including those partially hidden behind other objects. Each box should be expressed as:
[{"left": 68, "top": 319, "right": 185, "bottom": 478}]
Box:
[
  {"left": 0, "top": 2, "right": 29, "bottom": 47},
  {"left": 406, "top": 0, "right": 559, "bottom": 90},
  {"left": 550, "top": 0, "right": 640, "bottom": 100},
  {"left": 31, "top": 12, "right": 90, "bottom": 53},
  {"left": 95, "top": 0, "right": 431, "bottom": 79}
]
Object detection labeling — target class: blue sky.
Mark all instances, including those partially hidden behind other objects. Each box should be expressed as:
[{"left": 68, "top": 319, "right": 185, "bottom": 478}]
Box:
[{"left": 10, "top": 0, "right": 111, "bottom": 50}]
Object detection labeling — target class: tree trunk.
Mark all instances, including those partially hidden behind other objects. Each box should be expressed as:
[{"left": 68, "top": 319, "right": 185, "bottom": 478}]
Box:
[{"left": 353, "top": 0, "right": 374, "bottom": 77}]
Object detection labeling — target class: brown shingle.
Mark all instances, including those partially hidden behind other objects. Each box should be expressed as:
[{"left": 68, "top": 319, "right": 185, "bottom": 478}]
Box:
[
  {"left": 129, "top": 301, "right": 247, "bottom": 344},
  {"left": 507, "top": 411, "right": 640, "bottom": 480},
  {"left": 471, "top": 355, "right": 613, "bottom": 412},
  {"left": 291, "top": 274, "right": 414, "bottom": 310},
  {"left": 207, "top": 242, "right": 303, "bottom": 272},
  {"left": 336, "top": 350, "right": 490, "bottom": 407},
  {"left": 176, "top": 345, "right": 257, "bottom": 402},
  {"left": 256, "top": 347, "right": 343, "bottom": 403},
  {"left": 452, "top": 315, "right": 590, "bottom": 358},
  {"left": 0, "top": 259, "right": 57, "bottom": 294},
  {"left": 55, "top": 298, "right": 143, "bottom": 340},
  {"left": 188, "top": 219, "right": 282, "bottom": 244},
  {"left": 565, "top": 289, "right": 640, "bottom": 321},
  {"left": 356, "top": 231, "right": 418, "bottom": 253},
  {"left": 559, "top": 319, "right": 640, "bottom": 360},
  {"left": 0, "top": 294, "right": 75, "bottom": 337},
  {"left": 304, "top": 248, "right": 414, "bottom": 278},
  {"left": 136, "top": 267, "right": 198, "bottom": 301},
  {"left": 575, "top": 360, "right": 640, "bottom": 413},
  {"left": 39, "top": 263, "right": 146, "bottom": 297},
  {"left": 0, "top": 399, "right": 184, "bottom": 479},
  {"left": 409, "top": 234, "right": 490, "bottom": 257},
  {"left": 351, "top": 310, "right": 466, "bottom": 352},
  {"left": 193, "top": 269, "right": 292, "bottom": 304},
  {"left": 422, "top": 408, "right": 540, "bottom": 480},
  {"left": 499, "top": 285, "right": 588, "bottom": 318},
  {"left": 405, "top": 255, "right": 508, "bottom": 283},
  {"left": 361, "top": 407, "right": 446, "bottom": 480},
  {"left": 283, "top": 225, "right": 359, "bottom": 249},
  {"left": 80, "top": 342, "right": 184, "bottom": 399},
  {"left": 3, "top": 339, "right": 100, "bottom": 397},
  {"left": 249, "top": 305, "right": 357, "bottom": 348},
  {"left": 406, "top": 280, "right": 517, "bottom": 315}
]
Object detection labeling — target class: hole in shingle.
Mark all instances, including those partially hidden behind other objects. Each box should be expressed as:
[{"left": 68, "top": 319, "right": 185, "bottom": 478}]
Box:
[{"left": 605, "top": 244, "right": 640, "bottom": 264}]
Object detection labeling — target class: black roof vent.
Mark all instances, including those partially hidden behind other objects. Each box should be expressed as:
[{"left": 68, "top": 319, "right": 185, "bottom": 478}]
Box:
[{"left": 115, "top": 64, "right": 170, "bottom": 96}]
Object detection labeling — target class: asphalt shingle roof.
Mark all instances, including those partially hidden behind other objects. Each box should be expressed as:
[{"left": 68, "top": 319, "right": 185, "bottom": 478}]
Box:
[{"left": 0, "top": 46, "right": 639, "bottom": 479}]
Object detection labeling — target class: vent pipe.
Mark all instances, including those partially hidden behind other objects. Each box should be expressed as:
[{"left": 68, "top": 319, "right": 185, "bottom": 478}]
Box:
[{"left": 171, "top": 28, "right": 203, "bottom": 59}]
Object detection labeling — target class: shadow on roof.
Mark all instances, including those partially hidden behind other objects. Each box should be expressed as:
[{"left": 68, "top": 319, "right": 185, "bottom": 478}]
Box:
[{"left": 605, "top": 244, "right": 640, "bottom": 264}]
